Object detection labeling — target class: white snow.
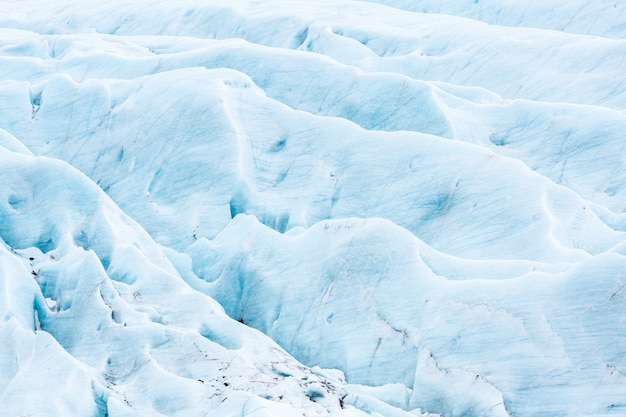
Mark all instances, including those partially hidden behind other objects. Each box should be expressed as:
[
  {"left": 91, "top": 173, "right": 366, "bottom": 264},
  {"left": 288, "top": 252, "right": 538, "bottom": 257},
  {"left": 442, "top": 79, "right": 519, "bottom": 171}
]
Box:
[{"left": 0, "top": 1, "right": 625, "bottom": 417}]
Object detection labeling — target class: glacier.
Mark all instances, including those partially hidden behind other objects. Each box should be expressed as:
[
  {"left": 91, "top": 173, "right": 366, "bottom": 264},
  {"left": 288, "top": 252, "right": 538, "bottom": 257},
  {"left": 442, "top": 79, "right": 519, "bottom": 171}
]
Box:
[{"left": 1, "top": 1, "right": 626, "bottom": 416}]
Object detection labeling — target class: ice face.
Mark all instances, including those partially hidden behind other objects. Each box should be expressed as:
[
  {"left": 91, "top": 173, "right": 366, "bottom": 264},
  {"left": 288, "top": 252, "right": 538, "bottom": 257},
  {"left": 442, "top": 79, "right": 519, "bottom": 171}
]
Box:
[{"left": 1, "top": 1, "right": 625, "bottom": 417}]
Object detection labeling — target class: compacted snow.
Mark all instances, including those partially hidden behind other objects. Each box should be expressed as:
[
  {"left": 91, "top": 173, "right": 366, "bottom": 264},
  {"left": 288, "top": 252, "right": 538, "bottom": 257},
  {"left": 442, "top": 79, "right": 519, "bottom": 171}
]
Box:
[{"left": 1, "top": 1, "right": 625, "bottom": 416}]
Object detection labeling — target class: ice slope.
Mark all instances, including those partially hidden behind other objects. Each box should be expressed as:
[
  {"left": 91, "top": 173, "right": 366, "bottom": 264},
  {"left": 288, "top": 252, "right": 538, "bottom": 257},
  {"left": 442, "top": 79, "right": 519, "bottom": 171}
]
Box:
[
  {"left": 1, "top": 1, "right": 626, "bottom": 417},
  {"left": 362, "top": 0, "right": 626, "bottom": 39},
  {"left": 2, "top": 0, "right": 626, "bottom": 108},
  {"left": 1, "top": 68, "right": 622, "bottom": 261},
  {"left": 0, "top": 141, "right": 395, "bottom": 417},
  {"left": 188, "top": 214, "right": 626, "bottom": 416}
]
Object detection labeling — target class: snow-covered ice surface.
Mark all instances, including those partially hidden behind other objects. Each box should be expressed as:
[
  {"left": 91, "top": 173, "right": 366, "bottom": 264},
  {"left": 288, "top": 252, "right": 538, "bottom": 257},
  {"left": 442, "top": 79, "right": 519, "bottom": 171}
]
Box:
[{"left": 1, "top": 1, "right": 625, "bottom": 416}]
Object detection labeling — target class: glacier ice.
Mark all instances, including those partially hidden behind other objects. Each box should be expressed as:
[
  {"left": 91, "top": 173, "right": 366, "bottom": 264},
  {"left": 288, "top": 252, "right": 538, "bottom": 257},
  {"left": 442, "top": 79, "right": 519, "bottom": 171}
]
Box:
[
  {"left": 0, "top": 147, "right": 379, "bottom": 417},
  {"left": 1, "top": 1, "right": 626, "bottom": 417}
]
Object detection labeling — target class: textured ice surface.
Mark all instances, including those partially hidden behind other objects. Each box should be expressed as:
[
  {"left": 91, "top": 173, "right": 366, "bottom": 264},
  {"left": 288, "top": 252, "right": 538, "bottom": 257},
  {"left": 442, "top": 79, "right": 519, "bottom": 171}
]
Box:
[
  {"left": 1, "top": 1, "right": 626, "bottom": 417},
  {"left": 0, "top": 148, "right": 378, "bottom": 417}
]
